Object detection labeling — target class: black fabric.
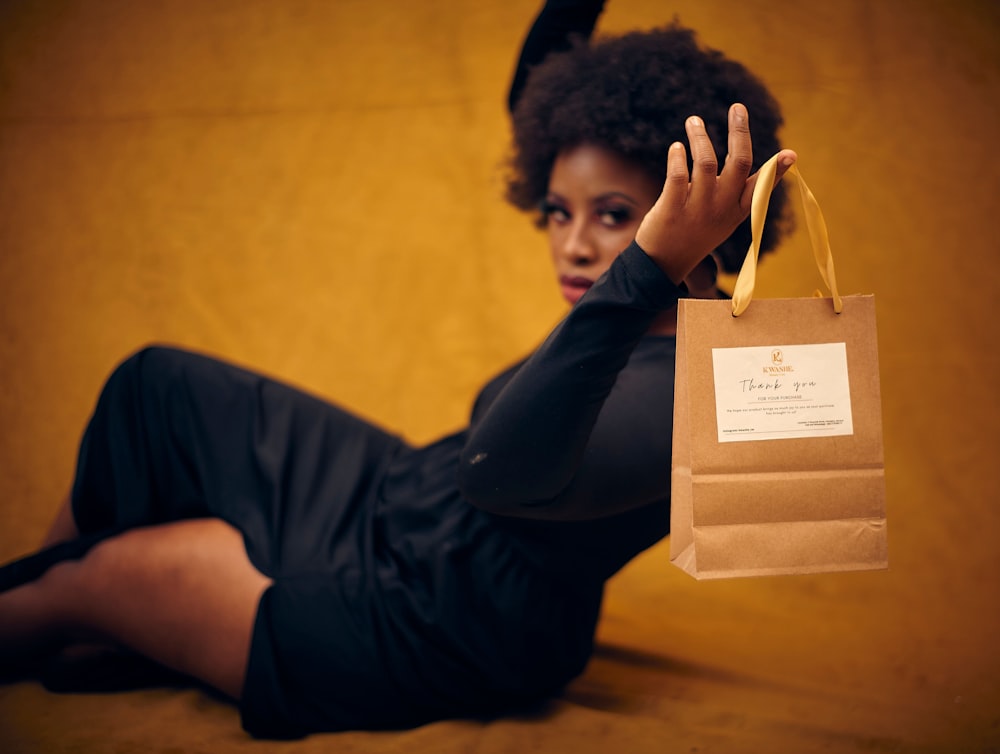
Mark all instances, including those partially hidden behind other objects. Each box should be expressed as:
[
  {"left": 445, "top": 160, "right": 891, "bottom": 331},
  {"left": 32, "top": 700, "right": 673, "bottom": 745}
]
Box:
[
  {"left": 0, "top": 243, "right": 683, "bottom": 738},
  {"left": 240, "top": 242, "right": 682, "bottom": 737},
  {"left": 1, "top": 6, "right": 685, "bottom": 736},
  {"left": 507, "top": 0, "right": 605, "bottom": 114}
]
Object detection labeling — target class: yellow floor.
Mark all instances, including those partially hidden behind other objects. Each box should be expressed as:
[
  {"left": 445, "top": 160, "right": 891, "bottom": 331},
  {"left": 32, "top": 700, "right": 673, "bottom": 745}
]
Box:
[{"left": 1, "top": 1, "right": 998, "bottom": 751}]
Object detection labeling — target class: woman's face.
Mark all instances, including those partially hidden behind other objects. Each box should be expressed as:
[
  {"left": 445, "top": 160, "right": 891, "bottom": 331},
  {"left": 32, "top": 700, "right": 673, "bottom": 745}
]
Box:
[{"left": 543, "top": 143, "right": 661, "bottom": 305}]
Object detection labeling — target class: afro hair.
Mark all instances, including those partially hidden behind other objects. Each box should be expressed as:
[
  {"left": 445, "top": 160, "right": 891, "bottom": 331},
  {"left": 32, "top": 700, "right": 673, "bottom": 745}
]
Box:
[{"left": 506, "top": 22, "right": 791, "bottom": 273}]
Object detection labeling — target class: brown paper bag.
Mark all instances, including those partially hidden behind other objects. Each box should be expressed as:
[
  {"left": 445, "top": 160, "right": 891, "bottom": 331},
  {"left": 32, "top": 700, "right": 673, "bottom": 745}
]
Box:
[{"left": 670, "top": 156, "right": 887, "bottom": 579}]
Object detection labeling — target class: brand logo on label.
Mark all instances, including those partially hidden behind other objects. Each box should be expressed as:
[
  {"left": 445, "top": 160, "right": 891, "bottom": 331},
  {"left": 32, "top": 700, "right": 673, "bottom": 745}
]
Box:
[{"left": 763, "top": 348, "right": 794, "bottom": 374}]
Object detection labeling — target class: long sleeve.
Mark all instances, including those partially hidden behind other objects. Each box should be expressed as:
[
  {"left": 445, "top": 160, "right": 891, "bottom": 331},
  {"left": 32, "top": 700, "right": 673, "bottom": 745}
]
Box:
[
  {"left": 507, "top": 0, "right": 605, "bottom": 114},
  {"left": 458, "top": 242, "right": 682, "bottom": 521}
]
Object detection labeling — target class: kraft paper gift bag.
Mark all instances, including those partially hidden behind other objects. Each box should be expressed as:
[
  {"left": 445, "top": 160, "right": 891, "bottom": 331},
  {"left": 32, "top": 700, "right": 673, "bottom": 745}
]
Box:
[{"left": 669, "top": 155, "right": 887, "bottom": 579}]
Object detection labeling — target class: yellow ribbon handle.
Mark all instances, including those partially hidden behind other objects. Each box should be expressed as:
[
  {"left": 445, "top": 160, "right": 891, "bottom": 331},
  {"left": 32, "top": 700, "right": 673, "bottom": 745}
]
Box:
[{"left": 730, "top": 156, "right": 843, "bottom": 316}]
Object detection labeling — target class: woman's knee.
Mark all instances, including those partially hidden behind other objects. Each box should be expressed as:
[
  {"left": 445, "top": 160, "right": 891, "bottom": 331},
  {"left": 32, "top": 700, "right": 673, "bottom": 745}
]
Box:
[{"left": 107, "top": 344, "right": 189, "bottom": 396}]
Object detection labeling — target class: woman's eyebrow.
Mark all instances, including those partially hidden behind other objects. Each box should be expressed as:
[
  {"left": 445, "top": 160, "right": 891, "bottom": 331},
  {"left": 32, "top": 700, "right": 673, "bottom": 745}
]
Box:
[
  {"left": 545, "top": 190, "right": 639, "bottom": 206},
  {"left": 594, "top": 191, "right": 640, "bottom": 205}
]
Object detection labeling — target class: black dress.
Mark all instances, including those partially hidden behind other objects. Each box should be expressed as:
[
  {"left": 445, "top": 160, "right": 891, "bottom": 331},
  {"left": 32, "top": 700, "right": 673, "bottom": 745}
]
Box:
[
  {"left": 0, "top": 242, "right": 681, "bottom": 737},
  {"left": 2, "top": 1, "right": 688, "bottom": 738}
]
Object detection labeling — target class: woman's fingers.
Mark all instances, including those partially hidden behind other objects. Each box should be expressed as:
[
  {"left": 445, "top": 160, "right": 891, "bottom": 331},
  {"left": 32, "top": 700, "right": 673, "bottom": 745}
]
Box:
[
  {"left": 720, "top": 103, "right": 754, "bottom": 201},
  {"left": 688, "top": 105, "right": 755, "bottom": 216},
  {"left": 635, "top": 103, "right": 797, "bottom": 285},
  {"left": 685, "top": 115, "right": 720, "bottom": 209},
  {"left": 740, "top": 148, "right": 798, "bottom": 212},
  {"left": 662, "top": 141, "right": 691, "bottom": 211}
]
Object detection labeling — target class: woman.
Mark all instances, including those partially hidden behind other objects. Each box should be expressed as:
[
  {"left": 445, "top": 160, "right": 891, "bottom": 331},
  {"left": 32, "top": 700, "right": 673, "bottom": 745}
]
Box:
[{"left": 0, "top": 1, "right": 794, "bottom": 739}]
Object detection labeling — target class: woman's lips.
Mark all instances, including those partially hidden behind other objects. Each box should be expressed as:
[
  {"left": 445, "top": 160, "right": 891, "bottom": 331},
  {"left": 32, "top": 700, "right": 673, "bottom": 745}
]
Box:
[{"left": 560, "top": 275, "right": 593, "bottom": 304}]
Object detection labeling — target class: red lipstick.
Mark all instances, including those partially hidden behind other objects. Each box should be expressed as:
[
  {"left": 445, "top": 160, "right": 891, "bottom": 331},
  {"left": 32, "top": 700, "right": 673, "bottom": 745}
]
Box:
[{"left": 559, "top": 275, "right": 593, "bottom": 304}]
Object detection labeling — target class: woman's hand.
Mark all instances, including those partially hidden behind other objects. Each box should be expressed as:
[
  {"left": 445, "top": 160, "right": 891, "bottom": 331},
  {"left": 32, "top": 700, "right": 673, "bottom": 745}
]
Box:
[{"left": 634, "top": 103, "right": 796, "bottom": 285}]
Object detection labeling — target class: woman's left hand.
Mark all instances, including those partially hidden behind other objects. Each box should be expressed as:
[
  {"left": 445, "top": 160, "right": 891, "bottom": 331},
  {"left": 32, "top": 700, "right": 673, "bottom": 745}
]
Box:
[{"left": 635, "top": 102, "right": 796, "bottom": 285}]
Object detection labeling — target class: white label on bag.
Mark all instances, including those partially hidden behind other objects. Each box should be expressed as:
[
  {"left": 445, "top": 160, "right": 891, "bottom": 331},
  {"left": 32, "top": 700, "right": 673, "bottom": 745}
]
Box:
[{"left": 711, "top": 343, "right": 853, "bottom": 442}]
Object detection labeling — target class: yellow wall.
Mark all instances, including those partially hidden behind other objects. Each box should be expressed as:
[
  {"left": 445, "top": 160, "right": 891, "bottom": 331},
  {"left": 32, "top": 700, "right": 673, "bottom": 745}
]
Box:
[{"left": 1, "top": 1, "right": 998, "bottom": 750}]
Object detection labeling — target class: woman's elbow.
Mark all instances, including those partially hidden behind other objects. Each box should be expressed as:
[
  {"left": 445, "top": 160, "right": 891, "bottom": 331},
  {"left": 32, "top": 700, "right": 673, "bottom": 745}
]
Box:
[{"left": 457, "top": 450, "right": 516, "bottom": 514}]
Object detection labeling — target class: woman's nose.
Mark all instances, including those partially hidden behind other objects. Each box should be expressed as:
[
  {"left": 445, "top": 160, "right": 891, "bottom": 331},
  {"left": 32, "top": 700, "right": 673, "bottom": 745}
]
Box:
[{"left": 560, "top": 220, "right": 597, "bottom": 263}]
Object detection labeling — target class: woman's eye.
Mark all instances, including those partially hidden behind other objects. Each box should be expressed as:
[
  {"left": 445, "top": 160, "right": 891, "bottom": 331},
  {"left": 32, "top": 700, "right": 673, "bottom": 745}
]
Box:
[
  {"left": 598, "top": 207, "right": 632, "bottom": 227},
  {"left": 541, "top": 201, "right": 570, "bottom": 224}
]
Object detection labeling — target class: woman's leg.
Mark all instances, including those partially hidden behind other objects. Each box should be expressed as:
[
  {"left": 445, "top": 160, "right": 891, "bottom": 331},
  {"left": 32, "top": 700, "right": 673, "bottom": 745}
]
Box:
[{"left": 0, "top": 518, "right": 271, "bottom": 699}]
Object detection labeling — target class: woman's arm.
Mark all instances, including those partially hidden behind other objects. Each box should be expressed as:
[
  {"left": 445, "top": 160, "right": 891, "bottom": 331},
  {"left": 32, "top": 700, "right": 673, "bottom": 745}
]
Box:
[
  {"left": 457, "top": 242, "right": 681, "bottom": 521},
  {"left": 459, "top": 107, "right": 795, "bottom": 521}
]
